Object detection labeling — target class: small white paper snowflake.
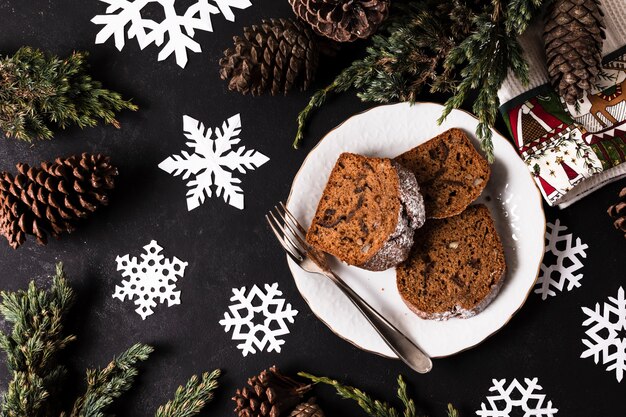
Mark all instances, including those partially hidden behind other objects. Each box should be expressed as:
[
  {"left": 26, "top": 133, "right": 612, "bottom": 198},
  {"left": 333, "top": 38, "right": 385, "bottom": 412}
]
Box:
[
  {"left": 113, "top": 240, "right": 188, "bottom": 319},
  {"left": 219, "top": 283, "right": 298, "bottom": 356},
  {"left": 534, "top": 219, "right": 588, "bottom": 300},
  {"left": 581, "top": 287, "right": 626, "bottom": 382},
  {"left": 476, "top": 378, "right": 558, "bottom": 417},
  {"left": 159, "top": 114, "right": 269, "bottom": 210},
  {"left": 92, "top": 0, "right": 252, "bottom": 68}
]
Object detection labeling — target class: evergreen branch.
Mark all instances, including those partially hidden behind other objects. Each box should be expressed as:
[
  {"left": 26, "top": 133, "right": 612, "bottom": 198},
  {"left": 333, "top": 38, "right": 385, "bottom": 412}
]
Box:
[
  {"left": 0, "top": 47, "right": 138, "bottom": 142},
  {"left": 300, "top": 372, "right": 461, "bottom": 417},
  {"left": 0, "top": 263, "right": 74, "bottom": 417},
  {"left": 294, "top": 1, "right": 472, "bottom": 149},
  {"left": 299, "top": 372, "right": 401, "bottom": 417},
  {"left": 396, "top": 376, "right": 415, "bottom": 417},
  {"left": 67, "top": 343, "right": 153, "bottom": 417},
  {"left": 293, "top": 66, "right": 365, "bottom": 148},
  {"left": 154, "top": 369, "right": 221, "bottom": 417}
]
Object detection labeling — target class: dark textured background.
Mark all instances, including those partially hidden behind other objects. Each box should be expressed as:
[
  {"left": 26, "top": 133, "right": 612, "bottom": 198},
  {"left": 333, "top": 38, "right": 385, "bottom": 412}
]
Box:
[{"left": 0, "top": 1, "right": 623, "bottom": 416}]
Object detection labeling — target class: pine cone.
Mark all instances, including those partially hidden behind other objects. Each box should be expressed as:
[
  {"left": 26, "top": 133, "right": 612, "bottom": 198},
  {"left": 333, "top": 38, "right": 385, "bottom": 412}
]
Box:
[
  {"left": 608, "top": 186, "right": 626, "bottom": 238},
  {"left": 289, "top": 398, "right": 325, "bottom": 417},
  {"left": 544, "top": 0, "right": 605, "bottom": 105},
  {"left": 289, "top": 0, "right": 390, "bottom": 42},
  {"left": 0, "top": 153, "right": 117, "bottom": 249},
  {"left": 219, "top": 18, "right": 319, "bottom": 96},
  {"left": 233, "top": 366, "right": 312, "bottom": 417}
]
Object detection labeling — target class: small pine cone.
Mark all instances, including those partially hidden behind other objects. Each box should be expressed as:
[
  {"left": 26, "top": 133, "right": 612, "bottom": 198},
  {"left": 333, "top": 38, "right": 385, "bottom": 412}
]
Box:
[
  {"left": 289, "top": 0, "right": 390, "bottom": 42},
  {"left": 544, "top": 0, "right": 605, "bottom": 105},
  {"left": 0, "top": 153, "right": 117, "bottom": 249},
  {"left": 233, "top": 366, "right": 312, "bottom": 417},
  {"left": 219, "top": 18, "right": 319, "bottom": 96},
  {"left": 608, "top": 186, "right": 626, "bottom": 238},
  {"left": 289, "top": 398, "right": 325, "bottom": 417}
]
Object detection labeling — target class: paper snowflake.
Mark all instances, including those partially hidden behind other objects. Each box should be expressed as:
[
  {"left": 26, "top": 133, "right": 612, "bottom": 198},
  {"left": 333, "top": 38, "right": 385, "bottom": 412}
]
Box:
[
  {"left": 159, "top": 114, "right": 269, "bottom": 210},
  {"left": 113, "top": 240, "right": 188, "bottom": 319},
  {"left": 581, "top": 287, "right": 626, "bottom": 382},
  {"left": 92, "top": 0, "right": 253, "bottom": 68},
  {"left": 476, "top": 378, "right": 558, "bottom": 417},
  {"left": 219, "top": 283, "right": 298, "bottom": 356},
  {"left": 534, "top": 219, "right": 588, "bottom": 300}
]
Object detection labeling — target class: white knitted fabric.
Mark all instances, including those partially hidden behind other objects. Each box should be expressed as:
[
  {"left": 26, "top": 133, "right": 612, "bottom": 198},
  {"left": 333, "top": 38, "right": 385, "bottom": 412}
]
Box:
[{"left": 498, "top": 0, "right": 626, "bottom": 105}]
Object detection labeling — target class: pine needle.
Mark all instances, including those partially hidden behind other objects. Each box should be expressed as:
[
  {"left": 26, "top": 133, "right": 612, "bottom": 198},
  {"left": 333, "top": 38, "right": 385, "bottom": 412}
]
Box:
[{"left": 155, "top": 369, "right": 221, "bottom": 417}]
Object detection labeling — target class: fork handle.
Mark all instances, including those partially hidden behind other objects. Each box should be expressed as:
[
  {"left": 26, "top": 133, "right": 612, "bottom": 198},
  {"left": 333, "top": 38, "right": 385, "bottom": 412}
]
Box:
[{"left": 324, "top": 270, "right": 433, "bottom": 374}]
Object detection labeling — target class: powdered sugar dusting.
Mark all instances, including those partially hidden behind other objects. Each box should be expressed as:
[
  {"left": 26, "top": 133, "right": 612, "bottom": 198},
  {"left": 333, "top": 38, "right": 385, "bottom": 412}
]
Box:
[{"left": 361, "top": 163, "right": 425, "bottom": 271}]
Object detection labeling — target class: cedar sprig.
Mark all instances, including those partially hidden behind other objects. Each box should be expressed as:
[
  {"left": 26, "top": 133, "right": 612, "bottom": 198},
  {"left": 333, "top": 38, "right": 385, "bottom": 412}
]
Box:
[
  {"left": 0, "top": 262, "right": 74, "bottom": 417},
  {"left": 293, "top": 0, "right": 474, "bottom": 149},
  {"left": 0, "top": 263, "right": 220, "bottom": 417},
  {"left": 0, "top": 46, "right": 138, "bottom": 142},
  {"left": 439, "top": 0, "right": 544, "bottom": 161},
  {"left": 155, "top": 370, "right": 221, "bottom": 417},
  {"left": 299, "top": 372, "right": 460, "bottom": 417},
  {"left": 294, "top": 0, "right": 546, "bottom": 162},
  {"left": 65, "top": 343, "right": 154, "bottom": 417}
]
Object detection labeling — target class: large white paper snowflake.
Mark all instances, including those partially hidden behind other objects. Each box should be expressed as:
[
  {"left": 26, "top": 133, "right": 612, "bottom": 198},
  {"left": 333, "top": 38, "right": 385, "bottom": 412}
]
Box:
[
  {"left": 581, "top": 287, "right": 626, "bottom": 382},
  {"left": 159, "top": 114, "right": 268, "bottom": 210},
  {"left": 219, "top": 283, "right": 298, "bottom": 356},
  {"left": 92, "top": 0, "right": 253, "bottom": 68},
  {"left": 113, "top": 240, "right": 188, "bottom": 319},
  {"left": 476, "top": 378, "right": 558, "bottom": 417},
  {"left": 534, "top": 219, "right": 588, "bottom": 300}
]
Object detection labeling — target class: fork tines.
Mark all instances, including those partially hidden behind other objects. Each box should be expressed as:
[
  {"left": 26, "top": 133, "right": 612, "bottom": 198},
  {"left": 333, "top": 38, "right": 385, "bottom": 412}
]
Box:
[{"left": 266, "top": 202, "right": 309, "bottom": 263}]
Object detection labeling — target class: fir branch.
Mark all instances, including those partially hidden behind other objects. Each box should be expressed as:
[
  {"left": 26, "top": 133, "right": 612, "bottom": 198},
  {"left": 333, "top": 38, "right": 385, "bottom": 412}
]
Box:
[
  {"left": 439, "top": 0, "right": 543, "bottom": 162},
  {"left": 65, "top": 343, "right": 153, "bottom": 417},
  {"left": 0, "top": 262, "right": 74, "bottom": 417},
  {"left": 293, "top": 1, "right": 473, "bottom": 148},
  {"left": 0, "top": 46, "right": 138, "bottom": 142},
  {"left": 300, "top": 372, "right": 460, "bottom": 417},
  {"left": 155, "top": 369, "right": 221, "bottom": 417},
  {"left": 299, "top": 372, "right": 401, "bottom": 417}
]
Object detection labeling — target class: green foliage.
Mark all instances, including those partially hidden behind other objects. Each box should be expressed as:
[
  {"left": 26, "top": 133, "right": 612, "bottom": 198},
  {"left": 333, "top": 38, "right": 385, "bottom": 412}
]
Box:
[
  {"left": 294, "top": 0, "right": 547, "bottom": 162},
  {"left": 65, "top": 343, "right": 153, "bottom": 417},
  {"left": 0, "top": 262, "right": 74, "bottom": 417},
  {"left": 0, "top": 46, "right": 138, "bottom": 142},
  {"left": 0, "top": 263, "right": 219, "bottom": 417},
  {"left": 155, "top": 370, "right": 221, "bottom": 417},
  {"left": 440, "top": 0, "right": 545, "bottom": 161},
  {"left": 299, "top": 372, "right": 460, "bottom": 417}
]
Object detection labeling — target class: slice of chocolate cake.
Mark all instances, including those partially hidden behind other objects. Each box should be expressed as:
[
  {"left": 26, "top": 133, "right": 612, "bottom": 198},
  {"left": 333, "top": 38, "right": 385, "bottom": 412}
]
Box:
[
  {"left": 395, "top": 128, "right": 490, "bottom": 219},
  {"left": 306, "top": 153, "right": 425, "bottom": 271},
  {"left": 396, "top": 204, "right": 506, "bottom": 320}
]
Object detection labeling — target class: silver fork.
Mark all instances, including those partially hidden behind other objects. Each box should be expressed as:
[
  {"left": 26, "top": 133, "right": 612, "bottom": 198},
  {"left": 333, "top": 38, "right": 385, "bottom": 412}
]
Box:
[{"left": 266, "top": 202, "right": 433, "bottom": 374}]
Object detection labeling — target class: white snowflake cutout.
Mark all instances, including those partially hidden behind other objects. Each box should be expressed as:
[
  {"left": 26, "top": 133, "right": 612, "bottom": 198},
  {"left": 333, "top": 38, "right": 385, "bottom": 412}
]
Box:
[
  {"left": 476, "top": 378, "right": 558, "bottom": 417},
  {"left": 113, "top": 240, "right": 188, "bottom": 319},
  {"left": 581, "top": 287, "right": 626, "bottom": 382},
  {"left": 219, "top": 283, "right": 298, "bottom": 356},
  {"left": 159, "top": 114, "right": 268, "bottom": 210},
  {"left": 92, "top": 0, "right": 253, "bottom": 68},
  {"left": 534, "top": 219, "right": 588, "bottom": 300}
]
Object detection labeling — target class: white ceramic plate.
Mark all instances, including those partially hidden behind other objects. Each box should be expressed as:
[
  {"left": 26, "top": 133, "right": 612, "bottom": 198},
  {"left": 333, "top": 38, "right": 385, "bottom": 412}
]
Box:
[{"left": 286, "top": 102, "right": 545, "bottom": 358}]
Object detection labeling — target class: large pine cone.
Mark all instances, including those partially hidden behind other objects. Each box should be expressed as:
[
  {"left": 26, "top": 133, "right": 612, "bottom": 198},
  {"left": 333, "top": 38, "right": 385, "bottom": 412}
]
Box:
[
  {"left": 608, "top": 186, "right": 626, "bottom": 238},
  {"left": 289, "top": 0, "right": 390, "bottom": 42},
  {"left": 219, "top": 18, "right": 319, "bottom": 96},
  {"left": 0, "top": 153, "right": 117, "bottom": 249},
  {"left": 544, "top": 0, "right": 605, "bottom": 105},
  {"left": 233, "top": 366, "right": 312, "bottom": 417}
]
